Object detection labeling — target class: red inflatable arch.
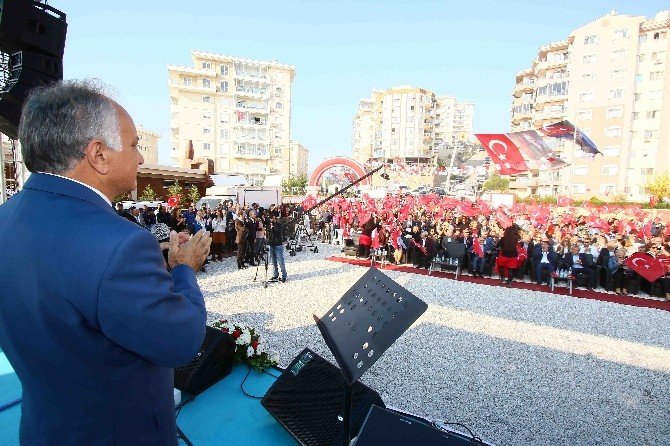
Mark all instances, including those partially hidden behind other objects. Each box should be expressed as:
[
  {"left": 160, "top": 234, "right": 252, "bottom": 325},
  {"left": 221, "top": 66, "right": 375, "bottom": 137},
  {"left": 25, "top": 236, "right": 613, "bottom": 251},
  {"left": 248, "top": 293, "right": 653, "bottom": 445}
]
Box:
[{"left": 308, "top": 157, "right": 369, "bottom": 187}]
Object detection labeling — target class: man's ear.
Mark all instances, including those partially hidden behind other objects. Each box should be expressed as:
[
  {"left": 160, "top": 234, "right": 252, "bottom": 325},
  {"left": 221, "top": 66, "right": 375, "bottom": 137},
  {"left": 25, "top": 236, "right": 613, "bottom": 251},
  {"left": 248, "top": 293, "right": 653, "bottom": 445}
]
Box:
[{"left": 84, "top": 139, "right": 111, "bottom": 175}]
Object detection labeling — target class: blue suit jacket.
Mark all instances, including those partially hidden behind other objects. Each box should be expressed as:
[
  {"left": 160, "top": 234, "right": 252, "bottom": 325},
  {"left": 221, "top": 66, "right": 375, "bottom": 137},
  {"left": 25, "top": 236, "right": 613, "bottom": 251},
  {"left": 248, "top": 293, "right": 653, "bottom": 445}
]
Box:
[{"left": 0, "top": 173, "right": 206, "bottom": 445}]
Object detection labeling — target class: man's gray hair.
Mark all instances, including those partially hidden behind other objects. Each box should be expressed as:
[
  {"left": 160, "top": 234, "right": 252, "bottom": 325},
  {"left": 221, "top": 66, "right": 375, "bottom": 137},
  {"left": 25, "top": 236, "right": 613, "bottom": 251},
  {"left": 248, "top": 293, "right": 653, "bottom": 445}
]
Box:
[{"left": 18, "top": 79, "right": 122, "bottom": 174}]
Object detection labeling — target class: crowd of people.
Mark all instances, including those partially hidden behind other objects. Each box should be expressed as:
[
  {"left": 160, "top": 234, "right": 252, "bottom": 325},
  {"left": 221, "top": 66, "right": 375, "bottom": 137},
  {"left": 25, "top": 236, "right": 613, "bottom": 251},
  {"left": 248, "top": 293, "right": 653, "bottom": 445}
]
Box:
[
  {"left": 116, "top": 201, "right": 290, "bottom": 282},
  {"left": 306, "top": 193, "right": 670, "bottom": 300}
]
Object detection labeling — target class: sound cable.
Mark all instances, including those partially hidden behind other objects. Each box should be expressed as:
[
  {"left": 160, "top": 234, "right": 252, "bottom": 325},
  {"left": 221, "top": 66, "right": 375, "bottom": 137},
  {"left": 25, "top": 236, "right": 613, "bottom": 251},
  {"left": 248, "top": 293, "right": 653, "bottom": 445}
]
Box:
[
  {"left": 240, "top": 365, "right": 264, "bottom": 399},
  {"left": 434, "top": 420, "right": 484, "bottom": 444}
]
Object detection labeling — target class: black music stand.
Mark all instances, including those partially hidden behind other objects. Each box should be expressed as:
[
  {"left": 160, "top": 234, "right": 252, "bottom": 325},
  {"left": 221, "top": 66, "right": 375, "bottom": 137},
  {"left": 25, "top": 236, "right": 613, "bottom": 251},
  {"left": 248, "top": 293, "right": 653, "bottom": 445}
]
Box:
[{"left": 313, "top": 267, "right": 427, "bottom": 446}]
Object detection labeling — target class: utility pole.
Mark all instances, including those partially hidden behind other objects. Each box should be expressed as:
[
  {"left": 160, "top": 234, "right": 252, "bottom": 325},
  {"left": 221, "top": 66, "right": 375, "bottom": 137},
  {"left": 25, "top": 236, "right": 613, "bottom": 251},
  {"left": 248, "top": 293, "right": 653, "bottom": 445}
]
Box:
[{"left": 445, "top": 140, "right": 459, "bottom": 193}]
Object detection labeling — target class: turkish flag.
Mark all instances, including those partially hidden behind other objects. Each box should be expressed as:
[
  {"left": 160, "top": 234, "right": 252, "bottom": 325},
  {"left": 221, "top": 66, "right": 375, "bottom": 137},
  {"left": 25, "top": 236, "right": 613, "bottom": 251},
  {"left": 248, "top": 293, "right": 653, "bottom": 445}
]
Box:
[
  {"left": 496, "top": 211, "right": 513, "bottom": 229},
  {"left": 472, "top": 237, "right": 484, "bottom": 257},
  {"left": 625, "top": 253, "right": 665, "bottom": 282},
  {"left": 475, "top": 134, "right": 529, "bottom": 175},
  {"left": 167, "top": 195, "right": 180, "bottom": 208}
]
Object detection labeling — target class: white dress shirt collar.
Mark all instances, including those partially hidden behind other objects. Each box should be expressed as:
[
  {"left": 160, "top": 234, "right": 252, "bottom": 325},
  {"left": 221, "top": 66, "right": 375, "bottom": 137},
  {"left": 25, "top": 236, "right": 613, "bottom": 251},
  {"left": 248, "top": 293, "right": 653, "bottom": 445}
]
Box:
[{"left": 39, "top": 172, "right": 112, "bottom": 207}]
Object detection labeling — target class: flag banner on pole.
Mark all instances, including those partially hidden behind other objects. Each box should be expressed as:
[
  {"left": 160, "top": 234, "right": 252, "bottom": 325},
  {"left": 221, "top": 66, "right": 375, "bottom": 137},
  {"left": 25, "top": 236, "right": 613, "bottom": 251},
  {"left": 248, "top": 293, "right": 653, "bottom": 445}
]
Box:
[
  {"left": 506, "top": 130, "right": 569, "bottom": 171},
  {"left": 539, "top": 120, "right": 601, "bottom": 156},
  {"left": 474, "top": 134, "right": 529, "bottom": 175}
]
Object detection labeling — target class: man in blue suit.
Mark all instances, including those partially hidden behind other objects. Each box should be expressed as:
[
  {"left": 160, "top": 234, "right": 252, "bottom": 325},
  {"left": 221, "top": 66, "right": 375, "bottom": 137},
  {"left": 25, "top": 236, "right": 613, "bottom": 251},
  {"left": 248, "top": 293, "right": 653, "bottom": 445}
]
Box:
[
  {"left": 532, "top": 240, "right": 557, "bottom": 285},
  {"left": 0, "top": 81, "right": 211, "bottom": 445}
]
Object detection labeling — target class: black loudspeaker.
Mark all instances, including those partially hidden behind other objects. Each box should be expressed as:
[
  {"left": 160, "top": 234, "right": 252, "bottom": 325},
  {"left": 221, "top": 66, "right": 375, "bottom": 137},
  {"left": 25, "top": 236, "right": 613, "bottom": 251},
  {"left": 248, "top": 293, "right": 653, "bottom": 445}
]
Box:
[
  {"left": 261, "top": 348, "right": 385, "bottom": 446},
  {"left": 355, "top": 406, "right": 493, "bottom": 446},
  {"left": 174, "top": 326, "right": 235, "bottom": 396},
  {"left": 0, "top": 0, "right": 67, "bottom": 138},
  {"left": 0, "top": 0, "right": 68, "bottom": 57}
]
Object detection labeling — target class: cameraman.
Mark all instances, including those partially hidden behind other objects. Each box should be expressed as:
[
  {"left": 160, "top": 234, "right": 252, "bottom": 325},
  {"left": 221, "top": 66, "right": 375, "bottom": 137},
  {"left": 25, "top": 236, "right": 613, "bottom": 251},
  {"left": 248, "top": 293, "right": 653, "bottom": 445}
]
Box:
[{"left": 268, "top": 211, "right": 287, "bottom": 283}]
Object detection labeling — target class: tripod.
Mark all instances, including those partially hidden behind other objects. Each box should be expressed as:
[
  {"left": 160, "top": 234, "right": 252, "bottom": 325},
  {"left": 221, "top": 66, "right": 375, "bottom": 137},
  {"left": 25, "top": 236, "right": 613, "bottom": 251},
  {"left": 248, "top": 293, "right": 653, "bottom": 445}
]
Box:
[{"left": 253, "top": 241, "right": 270, "bottom": 288}]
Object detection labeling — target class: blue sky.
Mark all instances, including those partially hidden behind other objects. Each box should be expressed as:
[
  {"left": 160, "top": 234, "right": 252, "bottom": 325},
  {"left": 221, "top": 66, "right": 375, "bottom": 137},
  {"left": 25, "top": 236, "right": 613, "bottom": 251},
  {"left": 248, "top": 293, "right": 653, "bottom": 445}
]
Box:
[{"left": 58, "top": 1, "right": 667, "bottom": 170}]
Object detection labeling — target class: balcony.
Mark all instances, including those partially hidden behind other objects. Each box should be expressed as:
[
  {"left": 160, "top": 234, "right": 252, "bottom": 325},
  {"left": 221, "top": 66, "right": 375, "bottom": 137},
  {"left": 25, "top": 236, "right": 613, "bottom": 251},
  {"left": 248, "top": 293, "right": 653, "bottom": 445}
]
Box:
[
  {"left": 167, "top": 78, "right": 216, "bottom": 93},
  {"left": 234, "top": 85, "right": 269, "bottom": 99},
  {"left": 234, "top": 70, "right": 268, "bottom": 81},
  {"left": 235, "top": 101, "right": 269, "bottom": 113},
  {"left": 234, "top": 116, "right": 268, "bottom": 127},
  {"left": 513, "top": 82, "right": 535, "bottom": 97},
  {"left": 233, "top": 145, "right": 270, "bottom": 160}
]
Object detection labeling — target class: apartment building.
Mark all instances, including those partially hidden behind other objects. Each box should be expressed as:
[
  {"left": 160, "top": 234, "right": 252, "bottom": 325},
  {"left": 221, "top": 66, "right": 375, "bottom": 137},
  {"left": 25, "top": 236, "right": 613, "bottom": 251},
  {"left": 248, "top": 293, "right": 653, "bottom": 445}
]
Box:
[
  {"left": 168, "top": 51, "right": 295, "bottom": 185},
  {"left": 289, "top": 140, "right": 309, "bottom": 178},
  {"left": 136, "top": 126, "right": 159, "bottom": 165},
  {"left": 351, "top": 86, "right": 474, "bottom": 165},
  {"left": 510, "top": 10, "right": 670, "bottom": 200}
]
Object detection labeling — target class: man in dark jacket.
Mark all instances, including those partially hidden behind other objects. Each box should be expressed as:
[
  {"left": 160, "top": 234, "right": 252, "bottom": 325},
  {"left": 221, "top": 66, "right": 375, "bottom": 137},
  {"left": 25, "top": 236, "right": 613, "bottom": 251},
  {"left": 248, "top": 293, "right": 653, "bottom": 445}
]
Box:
[
  {"left": 533, "top": 240, "right": 557, "bottom": 285},
  {"left": 267, "top": 212, "right": 287, "bottom": 282},
  {"left": 560, "top": 244, "right": 597, "bottom": 290}
]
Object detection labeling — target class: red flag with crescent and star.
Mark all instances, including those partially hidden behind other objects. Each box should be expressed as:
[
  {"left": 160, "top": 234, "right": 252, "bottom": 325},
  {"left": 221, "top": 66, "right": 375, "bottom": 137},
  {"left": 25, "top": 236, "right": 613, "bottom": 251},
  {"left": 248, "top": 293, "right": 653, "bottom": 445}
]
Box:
[
  {"left": 624, "top": 253, "right": 665, "bottom": 282},
  {"left": 474, "top": 134, "right": 529, "bottom": 175}
]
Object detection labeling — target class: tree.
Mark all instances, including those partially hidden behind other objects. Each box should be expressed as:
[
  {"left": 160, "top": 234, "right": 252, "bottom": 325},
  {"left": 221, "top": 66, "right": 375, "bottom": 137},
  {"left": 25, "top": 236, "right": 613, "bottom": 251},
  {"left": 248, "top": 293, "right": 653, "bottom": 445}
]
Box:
[
  {"left": 138, "top": 184, "right": 157, "bottom": 201},
  {"left": 481, "top": 173, "right": 510, "bottom": 192},
  {"left": 166, "top": 180, "right": 185, "bottom": 204},
  {"left": 645, "top": 172, "right": 670, "bottom": 204},
  {"left": 282, "top": 175, "right": 308, "bottom": 195},
  {"left": 186, "top": 186, "right": 201, "bottom": 206},
  {"left": 112, "top": 192, "right": 131, "bottom": 204}
]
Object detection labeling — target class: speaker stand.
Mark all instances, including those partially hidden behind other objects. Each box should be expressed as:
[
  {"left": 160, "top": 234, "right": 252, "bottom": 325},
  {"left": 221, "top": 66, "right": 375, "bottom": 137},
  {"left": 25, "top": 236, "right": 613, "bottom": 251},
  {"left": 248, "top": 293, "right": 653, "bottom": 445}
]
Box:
[
  {"left": 176, "top": 426, "right": 193, "bottom": 446},
  {"left": 314, "top": 267, "right": 428, "bottom": 446},
  {"left": 341, "top": 383, "right": 353, "bottom": 446}
]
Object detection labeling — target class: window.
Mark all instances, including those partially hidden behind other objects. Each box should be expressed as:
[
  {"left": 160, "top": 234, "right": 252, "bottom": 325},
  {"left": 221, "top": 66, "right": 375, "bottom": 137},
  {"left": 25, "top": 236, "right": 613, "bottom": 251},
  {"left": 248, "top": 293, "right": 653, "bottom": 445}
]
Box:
[
  {"left": 220, "top": 65, "right": 228, "bottom": 75},
  {"left": 652, "top": 51, "right": 666, "bottom": 61},
  {"left": 632, "top": 112, "right": 639, "bottom": 120},
  {"left": 639, "top": 34, "right": 648, "bottom": 44},
  {"left": 641, "top": 168, "right": 654, "bottom": 176},
  {"left": 650, "top": 71, "right": 664, "bottom": 80},
  {"left": 584, "top": 35, "right": 598, "bottom": 45},
  {"left": 644, "top": 130, "right": 658, "bottom": 141},
  {"left": 202, "top": 111, "right": 211, "bottom": 119},
  {"left": 607, "top": 107, "right": 623, "bottom": 118},
  {"left": 275, "top": 87, "right": 283, "bottom": 95},
  {"left": 572, "top": 184, "right": 587, "bottom": 194},
  {"left": 605, "top": 127, "right": 621, "bottom": 137},
  {"left": 600, "top": 184, "right": 616, "bottom": 194},
  {"left": 202, "top": 96, "right": 211, "bottom": 103},
  {"left": 613, "top": 28, "right": 629, "bottom": 40},
  {"left": 577, "top": 109, "right": 592, "bottom": 120},
  {"left": 406, "top": 116, "right": 414, "bottom": 124},
  {"left": 583, "top": 54, "right": 596, "bottom": 64},
  {"left": 638, "top": 54, "right": 646, "bottom": 62},
  {"left": 612, "top": 49, "right": 626, "bottom": 60},
  {"left": 202, "top": 79, "right": 211, "bottom": 88},
  {"left": 391, "top": 117, "right": 400, "bottom": 124},
  {"left": 275, "top": 102, "right": 283, "bottom": 110},
  {"left": 220, "top": 129, "right": 229, "bottom": 140},
  {"left": 635, "top": 74, "right": 643, "bottom": 83},
  {"left": 608, "top": 88, "right": 624, "bottom": 100},
  {"left": 611, "top": 69, "right": 625, "bottom": 79},
  {"left": 202, "top": 61, "right": 211, "bottom": 69},
  {"left": 220, "top": 81, "right": 228, "bottom": 92},
  {"left": 391, "top": 138, "right": 399, "bottom": 146},
  {"left": 579, "top": 92, "right": 594, "bottom": 102},
  {"left": 183, "top": 77, "right": 192, "bottom": 86},
  {"left": 603, "top": 146, "right": 620, "bottom": 156},
  {"left": 634, "top": 93, "right": 641, "bottom": 101},
  {"left": 203, "top": 127, "right": 212, "bottom": 135},
  {"left": 573, "top": 166, "right": 588, "bottom": 176},
  {"left": 203, "top": 143, "right": 211, "bottom": 151},
  {"left": 547, "top": 81, "right": 568, "bottom": 96},
  {"left": 602, "top": 165, "right": 618, "bottom": 176},
  {"left": 653, "top": 31, "right": 667, "bottom": 40},
  {"left": 646, "top": 110, "right": 660, "bottom": 119},
  {"left": 581, "top": 73, "right": 596, "bottom": 83}
]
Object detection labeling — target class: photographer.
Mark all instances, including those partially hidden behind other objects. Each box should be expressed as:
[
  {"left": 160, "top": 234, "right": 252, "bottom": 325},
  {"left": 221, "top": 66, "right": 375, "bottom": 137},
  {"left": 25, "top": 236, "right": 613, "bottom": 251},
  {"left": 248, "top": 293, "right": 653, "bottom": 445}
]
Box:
[{"left": 267, "top": 211, "right": 287, "bottom": 283}]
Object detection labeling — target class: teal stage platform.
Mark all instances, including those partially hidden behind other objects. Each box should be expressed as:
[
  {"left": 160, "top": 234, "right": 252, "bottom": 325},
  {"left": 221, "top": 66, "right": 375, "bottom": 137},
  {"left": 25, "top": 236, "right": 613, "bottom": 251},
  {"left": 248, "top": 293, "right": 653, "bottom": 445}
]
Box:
[{"left": 0, "top": 350, "right": 297, "bottom": 445}]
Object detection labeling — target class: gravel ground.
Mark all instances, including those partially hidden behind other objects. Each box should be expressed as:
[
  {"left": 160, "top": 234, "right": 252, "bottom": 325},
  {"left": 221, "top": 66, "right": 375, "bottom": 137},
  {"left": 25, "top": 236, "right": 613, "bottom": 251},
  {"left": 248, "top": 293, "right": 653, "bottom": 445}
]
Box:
[{"left": 198, "top": 243, "right": 670, "bottom": 446}]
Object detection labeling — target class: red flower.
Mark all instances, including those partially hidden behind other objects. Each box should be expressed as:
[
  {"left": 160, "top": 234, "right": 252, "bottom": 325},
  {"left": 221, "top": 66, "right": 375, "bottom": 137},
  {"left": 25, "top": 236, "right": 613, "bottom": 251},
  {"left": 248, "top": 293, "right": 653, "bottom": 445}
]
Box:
[
  {"left": 251, "top": 340, "right": 259, "bottom": 350},
  {"left": 232, "top": 329, "right": 241, "bottom": 339}
]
